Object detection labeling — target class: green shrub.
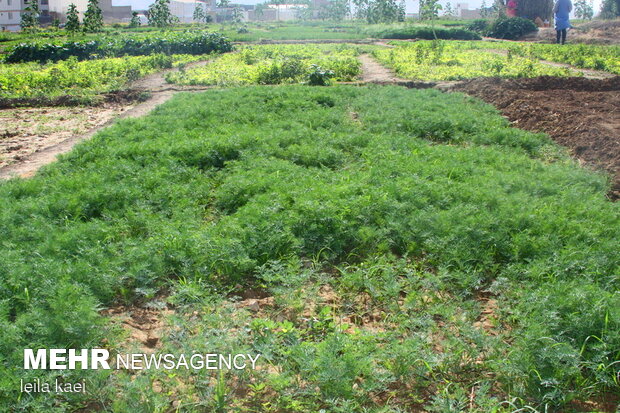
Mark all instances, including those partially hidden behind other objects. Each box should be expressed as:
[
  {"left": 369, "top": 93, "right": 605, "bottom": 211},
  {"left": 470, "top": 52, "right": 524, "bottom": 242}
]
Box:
[
  {"left": 306, "top": 64, "right": 335, "bottom": 86},
  {"left": 486, "top": 17, "right": 538, "bottom": 40},
  {"left": 366, "top": 26, "right": 481, "bottom": 40},
  {"left": 4, "top": 31, "right": 232, "bottom": 63},
  {"left": 466, "top": 18, "right": 491, "bottom": 34}
]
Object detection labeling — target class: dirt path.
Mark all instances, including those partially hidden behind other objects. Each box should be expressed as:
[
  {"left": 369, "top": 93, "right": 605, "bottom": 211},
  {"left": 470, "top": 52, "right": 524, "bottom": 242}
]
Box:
[
  {"left": 0, "top": 62, "right": 211, "bottom": 180},
  {"left": 358, "top": 53, "right": 406, "bottom": 83}
]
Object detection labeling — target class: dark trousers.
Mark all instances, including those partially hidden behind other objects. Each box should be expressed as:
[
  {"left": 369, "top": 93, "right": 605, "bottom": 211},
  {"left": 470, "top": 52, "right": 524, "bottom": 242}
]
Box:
[{"left": 556, "top": 29, "right": 567, "bottom": 44}]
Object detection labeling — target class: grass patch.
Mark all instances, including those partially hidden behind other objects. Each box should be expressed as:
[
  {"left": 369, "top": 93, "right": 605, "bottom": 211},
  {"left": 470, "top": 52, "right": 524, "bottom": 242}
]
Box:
[{"left": 0, "top": 86, "right": 618, "bottom": 412}]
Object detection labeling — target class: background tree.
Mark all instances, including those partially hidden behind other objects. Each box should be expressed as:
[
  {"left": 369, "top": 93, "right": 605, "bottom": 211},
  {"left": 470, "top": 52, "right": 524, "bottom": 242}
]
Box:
[
  {"left": 420, "top": 0, "right": 442, "bottom": 20},
  {"left": 20, "top": 0, "right": 40, "bottom": 32},
  {"left": 83, "top": 0, "right": 104, "bottom": 32},
  {"left": 129, "top": 11, "right": 142, "bottom": 27},
  {"left": 295, "top": 1, "right": 315, "bottom": 20},
  {"left": 517, "top": 0, "right": 554, "bottom": 20},
  {"left": 491, "top": 0, "right": 505, "bottom": 17},
  {"left": 65, "top": 3, "right": 81, "bottom": 33},
  {"left": 443, "top": 1, "right": 456, "bottom": 18},
  {"left": 217, "top": 0, "right": 230, "bottom": 7},
  {"left": 480, "top": 0, "right": 491, "bottom": 17},
  {"left": 231, "top": 6, "right": 244, "bottom": 23},
  {"left": 319, "top": 0, "right": 350, "bottom": 20},
  {"left": 148, "top": 0, "right": 178, "bottom": 27},
  {"left": 352, "top": 0, "right": 369, "bottom": 20},
  {"left": 366, "top": 0, "right": 404, "bottom": 22},
  {"left": 254, "top": 2, "right": 268, "bottom": 18},
  {"left": 193, "top": 2, "right": 206, "bottom": 22},
  {"left": 574, "top": 0, "right": 594, "bottom": 19},
  {"left": 600, "top": 0, "right": 620, "bottom": 17}
]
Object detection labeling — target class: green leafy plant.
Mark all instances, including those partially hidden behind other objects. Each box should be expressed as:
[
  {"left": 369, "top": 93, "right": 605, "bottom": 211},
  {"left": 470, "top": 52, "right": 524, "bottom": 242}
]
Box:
[
  {"left": 83, "top": 0, "right": 104, "bottom": 32},
  {"left": 20, "top": 0, "right": 41, "bottom": 33},
  {"left": 129, "top": 11, "right": 142, "bottom": 28},
  {"left": 65, "top": 3, "right": 81, "bottom": 34},
  {"left": 148, "top": 0, "right": 178, "bottom": 27},
  {"left": 307, "top": 64, "right": 335, "bottom": 86},
  {"left": 4, "top": 32, "right": 232, "bottom": 63},
  {"left": 486, "top": 17, "right": 538, "bottom": 40},
  {"left": 167, "top": 44, "right": 362, "bottom": 86}
]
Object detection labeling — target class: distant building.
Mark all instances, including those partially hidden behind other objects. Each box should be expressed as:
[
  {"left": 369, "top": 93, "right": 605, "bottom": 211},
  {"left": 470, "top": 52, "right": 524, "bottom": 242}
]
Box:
[
  {"left": 456, "top": 2, "right": 481, "bottom": 19},
  {"left": 0, "top": 0, "right": 25, "bottom": 32},
  {"left": 48, "top": 0, "right": 132, "bottom": 23},
  {"left": 1, "top": 0, "right": 51, "bottom": 32},
  {"left": 266, "top": 4, "right": 304, "bottom": 21},
  {"left": 170, "top": 0, "right": 215, "bottom": 23},
  {"left": 0, "top": 0, "right": 134, "bottom": 30}
]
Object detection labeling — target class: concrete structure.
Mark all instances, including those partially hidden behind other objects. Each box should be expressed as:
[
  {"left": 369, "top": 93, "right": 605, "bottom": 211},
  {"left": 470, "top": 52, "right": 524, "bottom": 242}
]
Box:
[
  {"left": 248, "top": 4, "right": 306, "bottom": 21},
  {"left": 1, "top": 0, "right": 50, "bottom": 32},
  {"left": 0, "top": 0, "right": 133, "bottom": 30},
  {"left": 456, "top": 2, "right": 482, "bottom": 18},
  {"left": 0, "top": 0, "right": 26, "bottom": 32},
  {"left": 169, "top": 0, "right": 214, "bottom": 23}
]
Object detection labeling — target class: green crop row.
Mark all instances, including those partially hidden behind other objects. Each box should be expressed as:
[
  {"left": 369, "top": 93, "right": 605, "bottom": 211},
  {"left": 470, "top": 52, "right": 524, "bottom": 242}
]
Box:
[
  {"left": 409, "top": 40, "right": 620, "bottom": 75},
  {"left": 0, "top": 54, "right": 204, "bottom": 101},
  {"left": 3, "top": 31, "right": 232, "bottom": 64},
  {"left": 505, "top": 43, "right": 620, "bottom": 75},
  {"left": 1, "top": 86, "right": 617, "bottom": 412},
  {"left": 374, "top": 40, "right": 582, "bottom": 81},
  {"left": 166, "top": 44, "right": 364, "bottom": 86},
  {"left": 364, "top": 24, "right": 481, "bottom": 40}
]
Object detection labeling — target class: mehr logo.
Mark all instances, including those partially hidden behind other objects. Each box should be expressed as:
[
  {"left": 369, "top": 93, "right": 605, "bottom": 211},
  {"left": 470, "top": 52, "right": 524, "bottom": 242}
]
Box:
[{"left": 24, "top": 349, "right": 110, "bottom": 370}]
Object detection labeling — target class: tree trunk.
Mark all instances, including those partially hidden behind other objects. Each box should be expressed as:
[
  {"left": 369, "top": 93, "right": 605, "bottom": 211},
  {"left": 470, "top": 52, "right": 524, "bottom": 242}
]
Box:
[{"left": 516, "top": 0, "right": 554, "bottom": 20}]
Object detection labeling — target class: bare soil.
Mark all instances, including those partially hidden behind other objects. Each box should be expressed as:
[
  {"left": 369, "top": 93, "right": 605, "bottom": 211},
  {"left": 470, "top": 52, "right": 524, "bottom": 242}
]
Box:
[
  {"left": 358, "top": 54, "right": 436, "bottom": 88},
  {"left": 0, "top": 105, "right": 131, "bottom": 169},
  {"left": 0, "top": 63, "right": 211, "bottom": 180},
  {"left": 520, "top": 20, "right": 620, "bottom": 45},
  {"left": 359, "top": 53, "right": 406, "bottom": 83},
  {"left": 101, "top": 304, "right": 174, "bottom": 354},
  {"left": 451, "top": 76, "right": 620, "bottom": 200}
]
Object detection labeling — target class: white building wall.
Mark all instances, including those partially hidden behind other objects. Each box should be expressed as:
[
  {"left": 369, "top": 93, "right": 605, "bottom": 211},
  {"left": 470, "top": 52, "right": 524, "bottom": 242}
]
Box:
[
  {"left": 1, "top": 0, "right": 25, "bottom": 32},
  {"left": 170, "top": 0, "right": 212, "bottom": 23},
  {"left": 47, "top": 0, "right": 88, "bottom": 20}
]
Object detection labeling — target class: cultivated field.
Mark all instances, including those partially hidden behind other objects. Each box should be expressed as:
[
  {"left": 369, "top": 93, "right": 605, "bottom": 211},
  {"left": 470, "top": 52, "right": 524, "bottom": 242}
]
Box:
[{"left": 0, "top": 19, "right": 619, "bottom": 413}]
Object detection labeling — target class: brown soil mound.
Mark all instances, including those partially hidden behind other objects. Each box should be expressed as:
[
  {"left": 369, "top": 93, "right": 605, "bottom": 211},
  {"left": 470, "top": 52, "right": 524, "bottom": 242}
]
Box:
[{"left": 452, "top": 76, "right": 620, "bottom": 200}]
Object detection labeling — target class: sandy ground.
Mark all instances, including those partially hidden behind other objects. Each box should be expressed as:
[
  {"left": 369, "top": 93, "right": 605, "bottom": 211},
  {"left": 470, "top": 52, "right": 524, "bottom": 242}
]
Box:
[{"left": 359, "top": 53, "right": 406, "bottom": 83}]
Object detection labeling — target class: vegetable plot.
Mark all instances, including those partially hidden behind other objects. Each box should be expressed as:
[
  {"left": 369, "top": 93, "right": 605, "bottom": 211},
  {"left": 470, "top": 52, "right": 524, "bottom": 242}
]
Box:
[
  {"left": 0, "top": 54, "right": 204, "bottom": 102},
  {"left": 373, "top": 40, "right": 583, "bottom": 81},
  {"left": 1, "top": 86, "right": 617, "bottom": 412},
  {"left": 4, "top": 32, "right": 232, "bottom": 63},
  {"left": 166, "top": 44, "right": 364, "bottom": 86}
]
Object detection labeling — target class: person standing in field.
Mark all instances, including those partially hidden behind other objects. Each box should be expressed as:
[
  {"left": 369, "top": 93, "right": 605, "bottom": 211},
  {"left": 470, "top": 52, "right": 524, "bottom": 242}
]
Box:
[{"left": 554, "top": 0, "right": 573, "bottom": 44}]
